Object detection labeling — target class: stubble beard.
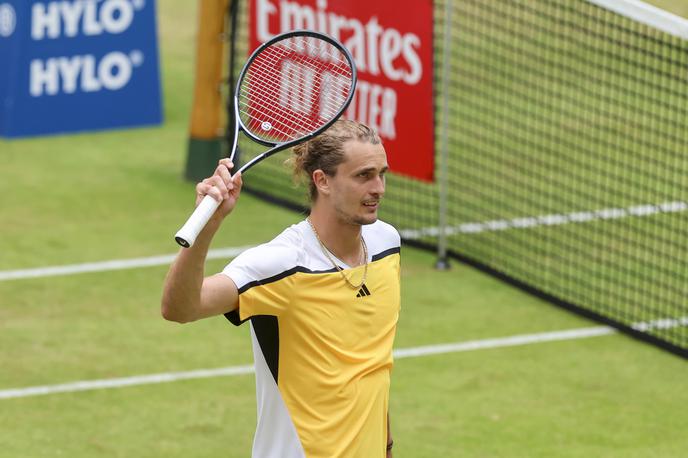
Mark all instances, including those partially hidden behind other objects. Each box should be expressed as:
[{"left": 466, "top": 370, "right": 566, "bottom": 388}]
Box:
[{"left": 337, "top": 206, "right": 378, "bottom": 226}]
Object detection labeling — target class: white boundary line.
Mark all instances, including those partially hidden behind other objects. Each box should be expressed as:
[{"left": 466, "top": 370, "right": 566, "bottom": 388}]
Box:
[
  {"left": 2, "top": 201, "right": 685, "bottom": 281},
  {"left": 0, "top": 246, "right": 254, "bottom": 282},
  {"left": 588, "top": 0, "right": 688, "bottom": 40},
  {"left": 0, "top": 326, "right": 616, "bottom": 400},
  {"left": 399, "top": 201, "right": 687, "bottom": 240}
]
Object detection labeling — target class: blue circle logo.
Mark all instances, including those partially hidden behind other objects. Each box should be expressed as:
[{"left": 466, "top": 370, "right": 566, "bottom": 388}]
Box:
[{"left": 0, "top": 3, "right": 16, "bottom": 38}]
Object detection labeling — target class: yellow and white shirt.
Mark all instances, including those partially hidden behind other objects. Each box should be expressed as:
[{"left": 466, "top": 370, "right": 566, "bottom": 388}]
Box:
[{"left": 222, "top": 219, "right": 401, "bottom": 458}]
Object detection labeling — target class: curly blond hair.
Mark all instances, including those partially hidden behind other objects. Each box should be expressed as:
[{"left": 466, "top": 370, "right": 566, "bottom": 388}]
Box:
[{"left": 289, "top": 120, "right": 381, "bottom": 201}]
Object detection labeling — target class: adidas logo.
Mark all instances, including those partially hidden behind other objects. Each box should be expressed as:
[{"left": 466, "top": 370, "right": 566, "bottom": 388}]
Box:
[{"left": 356, "top": 284, "right": 371, "bottom": 298}]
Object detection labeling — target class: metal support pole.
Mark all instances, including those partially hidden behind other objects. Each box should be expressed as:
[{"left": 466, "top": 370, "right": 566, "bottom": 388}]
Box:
[{"left": 435, "top": 0, "right": 453, "bottom": 271}]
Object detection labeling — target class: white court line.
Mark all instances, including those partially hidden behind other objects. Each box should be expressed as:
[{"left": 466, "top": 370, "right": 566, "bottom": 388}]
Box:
[
  {"left": 399, "top": 201, "right": 687, "bottom": 240},
  {"left": 391, "top": 326, "right": 615, "bottom": 358},
  {"left": 0, "top": 365, "right": 256, "bottom": 400},
  {"left": 1, "top": 201, "right": 685, "bottom": 281},
  {"left": 0, "top": 326, "right": 616, "bottom": 400},
  {"left": 0, "top": 246, "right": 254, "bottom": 282}
]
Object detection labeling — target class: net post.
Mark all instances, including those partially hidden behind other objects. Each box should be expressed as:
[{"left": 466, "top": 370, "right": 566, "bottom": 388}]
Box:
[{"left": 435, "top": 0, "right": 453, "bottom": 271}]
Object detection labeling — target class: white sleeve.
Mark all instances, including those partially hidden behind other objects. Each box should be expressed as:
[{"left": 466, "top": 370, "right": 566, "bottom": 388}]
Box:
[{"left": 221, "top": 228, "right": 303, "bottom": 291}]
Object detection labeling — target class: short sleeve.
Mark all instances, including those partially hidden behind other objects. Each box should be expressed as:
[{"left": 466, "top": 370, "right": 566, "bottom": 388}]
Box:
[
  {"left": 221, "top": 231, "right": 302, "bottom": 325},
  {"left": 365, "top": 220, "right": 401, "bottom": 261}
]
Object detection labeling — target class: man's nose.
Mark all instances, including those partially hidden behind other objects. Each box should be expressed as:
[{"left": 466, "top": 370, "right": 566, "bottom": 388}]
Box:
[{"left": 371, "top": 175, "right": 385, "bottom": 195}]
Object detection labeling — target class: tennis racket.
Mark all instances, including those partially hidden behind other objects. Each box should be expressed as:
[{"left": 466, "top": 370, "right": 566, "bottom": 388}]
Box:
[{"left": 175, "top": 30, "right": 357, "bottom": 248}]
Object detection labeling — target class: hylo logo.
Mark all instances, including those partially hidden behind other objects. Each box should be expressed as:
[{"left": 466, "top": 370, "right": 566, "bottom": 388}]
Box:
[
  {"left": 30, "top": 50, "right": 145, "bottom": 96},
  {"left": 0, "top": 3, "right": 16, "bottom": 37},
  {"left": 32, "top": 0, "right": 145, "bottom": 40}
]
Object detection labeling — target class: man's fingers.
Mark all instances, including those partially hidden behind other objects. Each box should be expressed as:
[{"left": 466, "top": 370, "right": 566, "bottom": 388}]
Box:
[
  {"left": 210, "top": 175, "right": 230, "bottom": 199},
  {"left": 218, "top": 158, "right": 234, "bottom": 170},
  {"left": 196, "top": 161, "right": 239, "bottom": 205},
  {"left": 216, "top": 160, "right": 234, "bottom": 186},
  {"left": 198, "top": 178, "right": 226, "bottom": 202},
  {"left": 229, "top": 172, "right": 243, "bottom": 197}
]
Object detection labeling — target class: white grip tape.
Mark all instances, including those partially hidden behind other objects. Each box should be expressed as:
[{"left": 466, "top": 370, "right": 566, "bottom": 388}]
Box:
[{"left": 174, "top": 195, "right": 221, "bottom": 248}]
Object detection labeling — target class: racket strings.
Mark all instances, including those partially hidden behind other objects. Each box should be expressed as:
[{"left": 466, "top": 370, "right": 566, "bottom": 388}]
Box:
[
  {"left": 240, "top": 74, "right": 348, "bottom": 138},
  {"left": 237, "top": 100, "right": 300, "bottom": 139},
  {"left": 249, "top": 38, "right": 351, "bottom": 101},
  {"left": 242, "top": 50, "right": 349, "bottom": 128},
  {"left": 257, "top": 40, "right": 352, "bottom": 103},
  {"left": 242, "top": 70, "right": 349, "bottom": 125},
  {"left": 243, "top": 41, "right": 352, "bottom": 129},
  {"left": 240, "top": 75, "right": 321, "bottom": 132},
  {"left": 238, "top": 36, "right": 354, "bottom": 143}
]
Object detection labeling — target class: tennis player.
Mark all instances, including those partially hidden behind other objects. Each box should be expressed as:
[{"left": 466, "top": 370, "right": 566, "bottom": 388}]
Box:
[{"left": 162, "top": 120, "right": 400, "bottom": 458}]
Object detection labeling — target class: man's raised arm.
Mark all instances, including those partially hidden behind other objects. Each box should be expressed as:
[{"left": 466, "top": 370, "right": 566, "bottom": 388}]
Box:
[{"left": 161, "top": 159, "right": 242, "bottom": 323}]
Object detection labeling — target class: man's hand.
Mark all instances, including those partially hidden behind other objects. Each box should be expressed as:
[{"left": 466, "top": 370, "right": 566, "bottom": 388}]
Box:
[{"left": 195, "top": 158, "right": 243, "bottom": 223}]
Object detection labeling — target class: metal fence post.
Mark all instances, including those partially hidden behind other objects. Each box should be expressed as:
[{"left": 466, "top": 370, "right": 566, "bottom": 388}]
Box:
[{"left": 436, "top": 0, "right": 453, "bottom": 270}]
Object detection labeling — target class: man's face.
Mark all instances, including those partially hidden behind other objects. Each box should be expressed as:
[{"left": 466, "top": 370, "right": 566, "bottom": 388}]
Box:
[{"left": 326, "top": 140, "right": 388, "bottom": 226}]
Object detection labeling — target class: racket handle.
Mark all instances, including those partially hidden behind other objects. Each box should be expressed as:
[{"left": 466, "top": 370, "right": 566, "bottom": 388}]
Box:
[{"left": 174, "top": 195, "right": 221, "bottom": 248}]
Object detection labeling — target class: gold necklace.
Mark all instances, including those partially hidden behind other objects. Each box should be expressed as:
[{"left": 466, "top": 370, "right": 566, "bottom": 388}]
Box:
[{"left": 307, "top": 218, "right": 368, "bottom": 289}]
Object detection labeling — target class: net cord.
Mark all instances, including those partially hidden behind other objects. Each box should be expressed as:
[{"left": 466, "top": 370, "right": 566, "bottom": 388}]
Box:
[{"left": 588, "top": 0, "right": 688, "bottom": 39}]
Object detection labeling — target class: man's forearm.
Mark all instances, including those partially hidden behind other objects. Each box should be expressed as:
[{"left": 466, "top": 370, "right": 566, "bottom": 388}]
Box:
[{"left": 161, "top": 220, "right": 220, "bottom": 322}]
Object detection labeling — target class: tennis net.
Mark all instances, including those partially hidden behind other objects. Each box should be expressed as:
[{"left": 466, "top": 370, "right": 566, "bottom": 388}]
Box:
[{"left": 226, "top": 0, "right": 688, "bottom": 358}]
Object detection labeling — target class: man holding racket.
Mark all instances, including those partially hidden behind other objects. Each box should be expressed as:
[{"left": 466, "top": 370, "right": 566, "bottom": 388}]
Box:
[{"left": 162, "top": 120, "right": 400, "bottom": 458}]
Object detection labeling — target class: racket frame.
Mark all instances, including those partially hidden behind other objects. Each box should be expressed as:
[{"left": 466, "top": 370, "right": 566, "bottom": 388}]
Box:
[
  {"left": 231, "top": 29, "right": 357, "bottom": 173},
  {"left": 175, "top": 30, "right": 357, "bottom": 247}
]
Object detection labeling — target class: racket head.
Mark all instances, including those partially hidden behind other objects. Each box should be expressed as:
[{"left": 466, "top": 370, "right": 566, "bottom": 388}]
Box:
[{"left": 235, "top": 30, "right": 357, "bottom": 147}]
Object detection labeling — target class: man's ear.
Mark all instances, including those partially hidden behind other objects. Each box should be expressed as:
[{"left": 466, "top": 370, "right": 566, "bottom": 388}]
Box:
[{"left": 312, "top": 169, "right": 331, "bottom": 197}]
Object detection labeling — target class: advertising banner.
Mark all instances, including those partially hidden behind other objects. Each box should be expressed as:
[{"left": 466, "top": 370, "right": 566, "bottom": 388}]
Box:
[
  {"left": 248, "top": 0, "right": 435, "bottom": 182},
  {"left": 0, "top": 0, "right": 162, "bottom": 138}
]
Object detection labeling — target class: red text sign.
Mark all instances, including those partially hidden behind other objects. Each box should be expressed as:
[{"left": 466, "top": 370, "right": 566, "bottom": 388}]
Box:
[{"left": 249, "top": 0, "right": 435, "bottom": 182}]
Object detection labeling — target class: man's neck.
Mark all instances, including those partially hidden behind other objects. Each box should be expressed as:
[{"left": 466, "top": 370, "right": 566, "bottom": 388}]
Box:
[{"left": 308, "top": 205, "right": 363, "bottom": 266}]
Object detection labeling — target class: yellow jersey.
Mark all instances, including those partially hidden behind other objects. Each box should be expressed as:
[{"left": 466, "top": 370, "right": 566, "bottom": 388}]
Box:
[{"left": 223, "top": 219, "right": 401, "bottom": 458}]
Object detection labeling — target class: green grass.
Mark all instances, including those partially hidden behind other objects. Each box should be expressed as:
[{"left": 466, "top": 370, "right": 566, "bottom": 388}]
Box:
[
  {"left": 2, "top": 246, "right": 687, "bottom": 457},
  {"left": 1, "top": 1, "right": 687, "bottom": 457},
  {"left": 1, "top": 247, "right": 687, "bottom": 457}
]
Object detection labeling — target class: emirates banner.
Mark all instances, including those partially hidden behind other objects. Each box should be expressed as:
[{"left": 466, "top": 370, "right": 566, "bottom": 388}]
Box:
[{"left": 249, "top": 0, "right": 435, "bottom": 182}]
